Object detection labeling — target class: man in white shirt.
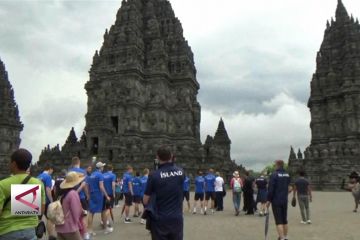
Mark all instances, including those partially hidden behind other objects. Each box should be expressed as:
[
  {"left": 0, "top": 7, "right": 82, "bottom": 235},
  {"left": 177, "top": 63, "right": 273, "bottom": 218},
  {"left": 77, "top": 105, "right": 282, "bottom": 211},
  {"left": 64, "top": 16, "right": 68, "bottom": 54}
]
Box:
[{"left": 215, "top": 172, "right": 225, "bottom": 211}]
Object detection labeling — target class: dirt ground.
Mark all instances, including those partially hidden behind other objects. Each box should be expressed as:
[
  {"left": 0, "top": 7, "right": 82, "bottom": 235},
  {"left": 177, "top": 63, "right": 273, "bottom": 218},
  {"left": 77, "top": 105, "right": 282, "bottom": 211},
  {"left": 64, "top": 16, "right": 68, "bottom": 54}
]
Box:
[{"left": 50, "top": 191, "right": 360, "bottom": 240}]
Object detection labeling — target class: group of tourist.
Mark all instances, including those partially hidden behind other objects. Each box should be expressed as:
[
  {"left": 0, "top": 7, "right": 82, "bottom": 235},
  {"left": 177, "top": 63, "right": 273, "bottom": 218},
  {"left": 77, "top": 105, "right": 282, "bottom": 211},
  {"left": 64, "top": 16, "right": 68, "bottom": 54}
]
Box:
[{"left": 0, "top": 147, "right": 359, "bottom": 240}]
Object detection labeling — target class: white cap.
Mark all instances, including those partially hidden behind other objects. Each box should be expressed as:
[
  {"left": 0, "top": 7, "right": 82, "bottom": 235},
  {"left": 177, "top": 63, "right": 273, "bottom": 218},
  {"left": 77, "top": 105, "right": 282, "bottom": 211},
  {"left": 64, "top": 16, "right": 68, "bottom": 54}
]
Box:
[{"left": 96, "top": 162, "right": 106, "bottom": 168}]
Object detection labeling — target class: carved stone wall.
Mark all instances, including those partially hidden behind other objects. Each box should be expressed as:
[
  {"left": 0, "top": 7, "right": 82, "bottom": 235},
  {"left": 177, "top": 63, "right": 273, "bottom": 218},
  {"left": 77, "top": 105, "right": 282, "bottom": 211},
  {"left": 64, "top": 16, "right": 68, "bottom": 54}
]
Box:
[{"left": 289, "top": 0, "right": 360, "bottom": 190}]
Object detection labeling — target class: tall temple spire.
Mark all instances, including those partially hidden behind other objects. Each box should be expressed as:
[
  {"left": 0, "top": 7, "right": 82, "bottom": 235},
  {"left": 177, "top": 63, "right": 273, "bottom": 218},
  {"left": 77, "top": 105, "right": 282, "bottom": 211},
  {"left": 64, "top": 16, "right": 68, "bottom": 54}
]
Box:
[
  {"left": 0, "top": 58, "right": 23, "bottom": 179},
  {"left": 335, "top": 0, "right": 349, "bottom": 22},
  {"left": 214, "top": 118, "right": 231, "bottom": 145}
]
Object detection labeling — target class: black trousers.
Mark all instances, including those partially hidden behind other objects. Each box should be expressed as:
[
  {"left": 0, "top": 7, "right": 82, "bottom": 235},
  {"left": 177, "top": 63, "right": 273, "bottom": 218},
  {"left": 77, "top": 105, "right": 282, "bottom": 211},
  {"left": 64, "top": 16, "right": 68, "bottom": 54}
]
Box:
[
  {"left": 244, "top": 190, "right": 254, "bottom": 214},
  {"left": 215, "top": 192, "right": 223, "bottom": 210}
]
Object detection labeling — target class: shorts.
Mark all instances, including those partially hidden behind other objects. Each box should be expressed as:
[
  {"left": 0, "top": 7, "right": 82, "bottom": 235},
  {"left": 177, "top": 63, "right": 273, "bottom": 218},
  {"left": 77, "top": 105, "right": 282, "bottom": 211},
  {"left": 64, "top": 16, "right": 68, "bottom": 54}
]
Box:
[
  {"left": 194, "top": 193, "right": 204, "bottom": 201},
  {"left": 103, "top": 195, "right": 115, "bottom": 210},
  {"left": 133, "top": 195, "right": 142, "bottom": 204},
  {"left": 183, "top": 191, "right": 190, "bottom": 201},
  {"left": 272, "top": 204, "right": 288, "bottom": 225},
  {"left": 0, "top": 228, "right": 36, "bottom": 240},
  {"left": 124, "top": 193, "right": 133, "bottom": 206},
  {"left": 150, "top": 219, "right": 183, "bottom": 240},
  {"left": 80, "top": 198, "right": 89, "bottom": 210},
  {"left": 205, "top": 192, "right": 215, "bottom": 201}
]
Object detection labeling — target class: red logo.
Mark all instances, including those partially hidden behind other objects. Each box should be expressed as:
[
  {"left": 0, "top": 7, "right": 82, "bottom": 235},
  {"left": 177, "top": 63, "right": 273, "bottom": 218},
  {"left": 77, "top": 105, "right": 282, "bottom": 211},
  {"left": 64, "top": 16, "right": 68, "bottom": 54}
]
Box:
[{"left": 15, "top": 185, "right": 40, "bottom": 210}]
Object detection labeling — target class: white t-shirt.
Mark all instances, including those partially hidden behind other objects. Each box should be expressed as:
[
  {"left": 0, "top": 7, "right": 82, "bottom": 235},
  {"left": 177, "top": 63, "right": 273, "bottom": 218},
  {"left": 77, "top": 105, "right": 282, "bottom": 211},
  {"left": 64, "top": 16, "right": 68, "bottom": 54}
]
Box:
[{"left": 215, "top": 176, "right": 224, "bottom": 192}]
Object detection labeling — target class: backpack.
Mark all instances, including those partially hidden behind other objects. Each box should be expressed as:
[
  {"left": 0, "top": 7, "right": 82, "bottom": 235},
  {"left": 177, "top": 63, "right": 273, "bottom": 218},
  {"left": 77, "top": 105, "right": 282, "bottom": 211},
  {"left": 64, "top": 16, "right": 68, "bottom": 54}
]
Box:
[
  {"left": 233, "top": 178, "right": 242, "bottom": 193},
  {"left": 46, "top": 191, "right": 70, "bottom": 225}
]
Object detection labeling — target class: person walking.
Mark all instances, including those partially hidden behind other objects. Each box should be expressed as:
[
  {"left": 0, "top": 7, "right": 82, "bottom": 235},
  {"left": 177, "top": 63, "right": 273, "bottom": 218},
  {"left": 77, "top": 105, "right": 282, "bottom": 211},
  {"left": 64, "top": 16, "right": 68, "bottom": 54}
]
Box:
[
  {"left": 215, "top": 172, "right": 224, "bottom": 211},
  {"left": 140, "top": 168, "right": 150, "bottom": 224},
  {"left": 293, "top": 170, "right": 312, "bottom": 224},
  {"left": 69, "top": 156, "right": 91, "bottom": 239},
  {"left": 183, "top": 175, "right": 191, "bottom": 212},
  {"left": 37, "top": 164, "right": 56, "bottom": 239},
  {"left": 204, "top": 169, "right": 216, "bottom": 215},
  {"left": 230, "top": 171, "right": 243, "bottom": 216},
  {"left": 87, "top": 162, "right": 111, "bottom": 236},
  {"left": 122, "top": 165, "right": 134, "bottom": 223},
  {"left": 192, "top": 170, "right": 205, "bottom": 214},
  {"left": 132, "top": 171, "right": 142, "bottom": 217},
  {"left": 102, "top": 164, "right": 116, "bottom": 233},
  {"left": 143, "top": 146, "right": 185, "bottom": 240},
  {"left": 0, "top": 149, "right": 46, "bottom": 239},
  {"left": 56, "top": 171, "right": 86, "bottom": 240},
  {"left": 346, "top": 171, "right": 360, "bottom": 212},
  {"left": 243, "top": 171, "right": 255, "bottom": 215},
  {"left": 266, "top": 160, "right": 292, "bottom": 240},
  {"left": 255, "top": 173, "right": 268, "bottom": 216}
]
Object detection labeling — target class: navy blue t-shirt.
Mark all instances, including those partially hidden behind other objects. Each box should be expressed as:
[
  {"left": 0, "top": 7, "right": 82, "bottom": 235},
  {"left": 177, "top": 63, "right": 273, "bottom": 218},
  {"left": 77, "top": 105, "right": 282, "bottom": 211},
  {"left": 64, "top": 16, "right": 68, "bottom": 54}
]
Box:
[
  {"left": 267, "top": 169, "right": 291, "bottom": 205},
  {"left": 255, "top": 177, "right": 268, "bottom": 190},
  {"left": 295, "top": 177, "right": 310, "bottom": 196},
  {"left": 145, "top": 163, "right": 185, "bottom": 222}
]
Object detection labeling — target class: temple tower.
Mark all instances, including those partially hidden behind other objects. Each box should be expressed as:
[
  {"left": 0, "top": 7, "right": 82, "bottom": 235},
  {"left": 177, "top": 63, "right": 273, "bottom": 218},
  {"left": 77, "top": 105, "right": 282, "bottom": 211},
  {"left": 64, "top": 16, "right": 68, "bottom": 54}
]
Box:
[
  {"left": 0, "top": 58, "right": 23, "bottom": 178},
  {"left": 289, "top": 0, "right": 360, "bottom": 189},
  {"left": 39, "top": 0, "right": 238, "bottom": 177}
]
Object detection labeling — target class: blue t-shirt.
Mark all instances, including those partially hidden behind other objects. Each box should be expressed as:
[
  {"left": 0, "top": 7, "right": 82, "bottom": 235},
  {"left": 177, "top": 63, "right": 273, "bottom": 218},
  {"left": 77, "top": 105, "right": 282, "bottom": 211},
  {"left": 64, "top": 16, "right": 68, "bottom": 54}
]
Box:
[
  {"left": 267, "top": 169, "right": 291, "bottom": 205},
  {"left": 195, "top": 176, "right": 205, "bottom": 193},
  {"left": 69, "top": 167, "right": 87, "bottom": 199},
  {"left": 37, "top": 172, "right": 52, "bottom": 203},
  {"left": 140, "top": 176, "right": 148, "bottom": 197},
  {"left": 183, "top": 177, "right": 190, "bottom": 191},
  {"left": 132, "top": 177, "right": 142, "bottom": 197},
  {"left": 103, "top": 171, "right": 116, "bottom": 196},
  {"left": 88, "top": 170, "right": 104, "bottom": 194},
  {"left": 122, "top": 172, "right": 133, "bottom": 194},
  {"left": 204, "top": 173, "right": 216, "bottom": 192},
  {"left": 145, "top": 163, "right": 185, "bottom": 222},
  {"left": 295, "top": 178, "right": 310, "bottom": 196}
]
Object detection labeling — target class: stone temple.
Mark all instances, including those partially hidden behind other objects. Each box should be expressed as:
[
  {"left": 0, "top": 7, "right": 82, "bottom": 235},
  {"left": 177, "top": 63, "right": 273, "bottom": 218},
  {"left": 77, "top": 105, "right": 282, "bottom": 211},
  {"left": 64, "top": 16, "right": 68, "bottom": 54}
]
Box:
[
  {"left": 37, "top": 0, "right": 239, "bottom": 178},
  {"left": 0, "top": 58, "right": 23, "bottom": 179},
  {"left": 289, "top": 0, "right": 360, "bottom": 190}
]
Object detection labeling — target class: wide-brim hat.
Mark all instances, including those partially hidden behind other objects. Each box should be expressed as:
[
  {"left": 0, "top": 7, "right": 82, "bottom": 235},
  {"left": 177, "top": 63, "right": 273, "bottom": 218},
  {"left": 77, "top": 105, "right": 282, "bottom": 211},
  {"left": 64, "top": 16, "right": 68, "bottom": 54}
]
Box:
[
  {"left": 233, "top": 171, "right": 239, "bottom": 177},
  {"left": 60, "top": 171, "right": 85, "bottom": 189}
]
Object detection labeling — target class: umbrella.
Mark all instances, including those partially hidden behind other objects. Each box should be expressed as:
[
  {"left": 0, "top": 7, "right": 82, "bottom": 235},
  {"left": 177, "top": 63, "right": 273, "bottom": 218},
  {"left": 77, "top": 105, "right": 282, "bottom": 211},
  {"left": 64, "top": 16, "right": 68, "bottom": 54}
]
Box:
[{"left": 265, "top": 211, "right": 270, "bottom": 240}]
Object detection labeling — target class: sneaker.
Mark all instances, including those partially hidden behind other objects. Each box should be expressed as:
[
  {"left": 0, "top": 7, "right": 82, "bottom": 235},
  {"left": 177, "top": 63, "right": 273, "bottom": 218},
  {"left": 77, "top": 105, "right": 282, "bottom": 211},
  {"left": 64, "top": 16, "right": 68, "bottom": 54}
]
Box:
[
  {"left": 307, "top": 220, "right": 312, "bottom": 224},
  {"left": 140, "top": 219, "right": 146, "bottom": 225},
  {"left": 104, "top": 227, "right": 113, "bottom": 234},
  {"left": 83, "top": 232, "right": 91, "bottom": 240},
  {"left": 300, "top": 221, "right": 307, "bottom": 224},
  {"left": 200, "top": 209, "right": 204, "bottom": 215},
  {"left": 204, "top": 210, "right": 207, "bottom": 215},
  {"left": 124, "top": 218, "right": 132, "bottom": 223},
  {"left": 211, "top": 209, "right": 215, "bottom": 214},
  {"left": 89, "top": 231, "right": 96, "bottom": 236},
  {"left": 192, "top": 210, "right": 196, "bottom": 214}
]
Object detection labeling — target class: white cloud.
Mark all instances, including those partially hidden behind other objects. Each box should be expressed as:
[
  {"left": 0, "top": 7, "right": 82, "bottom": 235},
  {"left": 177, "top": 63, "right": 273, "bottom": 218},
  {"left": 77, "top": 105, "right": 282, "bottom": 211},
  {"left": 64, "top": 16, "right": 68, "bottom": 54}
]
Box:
[{"left": 201, "top": 92, "right": 311, "bottom": 171}]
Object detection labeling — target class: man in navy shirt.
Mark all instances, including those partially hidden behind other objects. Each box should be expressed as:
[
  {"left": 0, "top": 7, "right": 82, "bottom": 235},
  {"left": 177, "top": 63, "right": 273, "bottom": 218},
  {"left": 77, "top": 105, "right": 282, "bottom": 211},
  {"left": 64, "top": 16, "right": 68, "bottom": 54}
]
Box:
[
  {"left": 143, "top": 146, "right": 185, "bottom": 240},
  {"left": 204, "top": 169, "right": 216, "bottom": 215},
  {"left": 193, "top": 170, "right": 205, "bottom": 214},
  {"left": 266, "top": 160, "right": 292, "bottom": 240}
]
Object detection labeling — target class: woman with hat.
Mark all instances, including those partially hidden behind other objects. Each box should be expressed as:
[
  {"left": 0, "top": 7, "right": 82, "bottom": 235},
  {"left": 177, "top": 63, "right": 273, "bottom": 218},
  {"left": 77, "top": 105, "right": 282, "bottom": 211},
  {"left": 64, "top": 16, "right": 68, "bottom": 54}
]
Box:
[
  {"left": 230, "top": 171, "right": 243, "bottom": 216},
  {"left": 55, "top": 171, "right": 85, "bottom": 240}
]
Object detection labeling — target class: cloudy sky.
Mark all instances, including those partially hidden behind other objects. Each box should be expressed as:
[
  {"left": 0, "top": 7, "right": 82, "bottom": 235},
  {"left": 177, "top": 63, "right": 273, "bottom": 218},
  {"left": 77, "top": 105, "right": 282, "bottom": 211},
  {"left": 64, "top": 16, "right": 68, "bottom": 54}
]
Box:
[{"left": 1, "top": 0, "right": 359, "bottom": 171}]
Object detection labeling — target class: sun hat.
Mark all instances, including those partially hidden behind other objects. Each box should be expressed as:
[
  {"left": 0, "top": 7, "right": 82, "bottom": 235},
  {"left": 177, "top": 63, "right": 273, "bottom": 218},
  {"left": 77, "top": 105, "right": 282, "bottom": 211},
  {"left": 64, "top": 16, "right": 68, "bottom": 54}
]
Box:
[
  {"left": 233, "top": 171, "right": 239, "bottom": 177},
  {"left": 60, "top": 171, "right": 85, "bottom": 189},
  {"left": 96, "top": 162, "right": 106, "bottom": 168}
]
